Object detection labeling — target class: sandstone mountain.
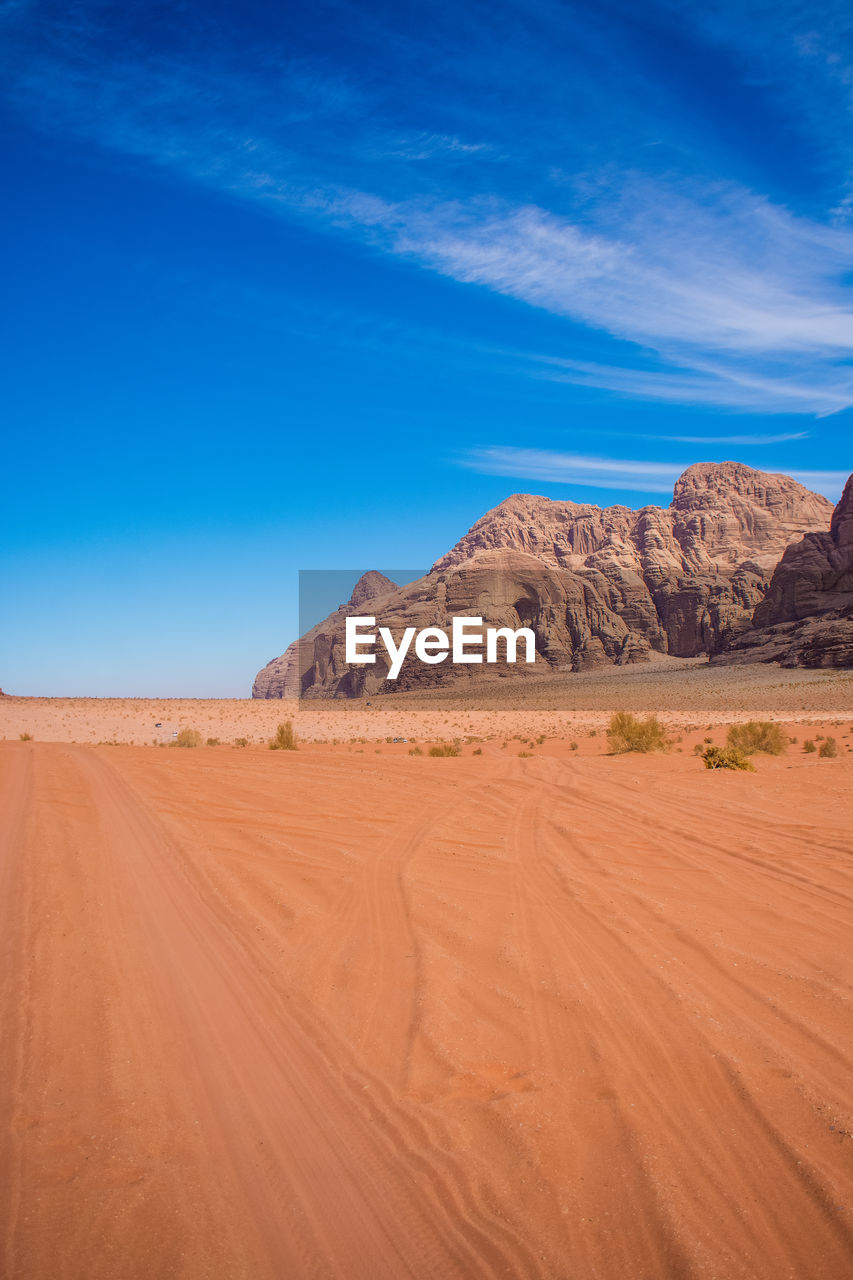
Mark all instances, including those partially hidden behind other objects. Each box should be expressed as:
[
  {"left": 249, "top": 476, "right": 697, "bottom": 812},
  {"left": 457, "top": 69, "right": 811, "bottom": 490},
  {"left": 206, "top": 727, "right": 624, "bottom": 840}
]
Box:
[
  {"left": 716, "top": 473, "right": 853, "bottom": 668},
  {"left": 252, "top": 462, "right": 834, "bottom": 698}
]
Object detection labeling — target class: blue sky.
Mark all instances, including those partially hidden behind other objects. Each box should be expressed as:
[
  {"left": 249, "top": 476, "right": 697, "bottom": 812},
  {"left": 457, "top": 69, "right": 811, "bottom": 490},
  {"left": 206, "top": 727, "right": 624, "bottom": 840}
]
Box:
[{"left": 1, "top": 0, "right": 851, "bottom": 695}]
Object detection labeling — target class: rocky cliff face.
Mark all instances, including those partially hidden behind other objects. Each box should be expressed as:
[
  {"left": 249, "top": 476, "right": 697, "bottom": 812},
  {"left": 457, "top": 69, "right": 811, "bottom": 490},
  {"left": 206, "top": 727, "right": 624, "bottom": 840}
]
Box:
[
  {"left": 252, "top": 571, "right": 399, "bottom": 699},
  {"left": 252, "top": 463, "right": 835, "bottom": 698},
  {"left": 716, "top": 474, "right": 853, "bottom": 668}
]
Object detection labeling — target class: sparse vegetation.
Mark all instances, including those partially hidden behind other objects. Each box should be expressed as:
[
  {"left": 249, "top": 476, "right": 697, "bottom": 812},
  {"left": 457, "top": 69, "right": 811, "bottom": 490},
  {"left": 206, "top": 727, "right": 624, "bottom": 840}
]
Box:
[
  {"left": 701, "top": 745, "right": 755, "bottom": 772},
  {"left": 726, "top": 721, "right": 787, "bottom": 756},
  {"left": 269, "top": 720, "right": 297, "bottom": 751},
  {"left": 174, "top": 728, "right": 202, "bottom": 748},
  {"left": 408, "top": 746, "right": 424, "bottom": 756},
  {"left": 233, "top": 737, "right": 249, "bottom": 748},
  {"left": 569, "top": 741, "right": 579, "bottom": 751},
  {"left": 472, "top": 747, "right": 482, "bottom": 755},
  {"left": 19, "top": 732, "right": 33, "bottom": 741},
  {"left": 803, "top": 739, "right": 817, "bottom": 753},
  {"left": 607, "top": 712, "right": 669, "bottom": 755},
  {"left": 428, "top": 744, "right": 460, "bottom": 757},
  {"left": 206, "top": 737, "right": 220, "bottom": 747},
  {"left": 819, "top": 736, "right": 838, "bottom": 758}
]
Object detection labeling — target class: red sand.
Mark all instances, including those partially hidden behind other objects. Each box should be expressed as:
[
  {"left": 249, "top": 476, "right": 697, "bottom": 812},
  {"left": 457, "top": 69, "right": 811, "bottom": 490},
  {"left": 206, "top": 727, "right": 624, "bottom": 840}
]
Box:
[{"left": 1, "top": 737, "right": 852, "bottom": 1278}]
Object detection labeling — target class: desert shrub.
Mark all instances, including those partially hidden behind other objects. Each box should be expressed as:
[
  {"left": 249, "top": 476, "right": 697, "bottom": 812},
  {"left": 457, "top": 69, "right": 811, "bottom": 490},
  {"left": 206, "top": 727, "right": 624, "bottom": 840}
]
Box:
[
  {"left": 726, "top": 721, "right": 787, "bottom": 756},
  {"left": 19, "top": 732, "right": 33, "bottom": 741},
  {"left": 206, "top": 737, "right": 220, "bottom": 747},
  {"left": 428, "top": 744, "right": 460, "bottom": 757},
  {"left": 233, "top": 737, "right": 248, "bottom": 748},
  {"left": 269, "top": 720, "right": 297, "bottom": 751},
  {"left": 819, "top": 737, "right": 838, "bottom": 758},
  {"left": 803, "top": 739, "right": 817, "bottom": 753},
  {"left": 569, "top": 741, "right": 579, "bottom": 751},
  {"left": 472, "top": 747, "right": 483, "bottom": 756},
  {"left": 174, "top": 728, "right": 202, "bottom": 748},
  {"left": 607, "top": 712, "right": 669, "bottom": 755},
  {"left": 693, "top": 742, "right": 705, "bottom": 756},
  {"left": 409, "top": 746, "right": 424, "bottom": 756},
  {"left": 702, "top": 746, "right": 755, "bottom": 772},
  {"left": 519, "top": 750, "right": 532, "bottom": 758}
]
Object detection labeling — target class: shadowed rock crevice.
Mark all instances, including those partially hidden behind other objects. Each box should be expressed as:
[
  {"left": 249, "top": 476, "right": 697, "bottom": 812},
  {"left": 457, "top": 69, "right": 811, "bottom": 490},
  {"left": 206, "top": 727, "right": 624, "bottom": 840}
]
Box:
[{"left": 716, "top": 474, "right": 853, "bottom": 668}]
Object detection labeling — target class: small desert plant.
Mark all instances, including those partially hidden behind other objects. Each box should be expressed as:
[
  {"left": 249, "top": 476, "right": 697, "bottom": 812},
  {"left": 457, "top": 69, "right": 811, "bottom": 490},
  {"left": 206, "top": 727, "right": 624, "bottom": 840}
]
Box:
[
  {"left": 702, "top": 745, "right": 755, "bottom": 772},
  {"left": 174, "top": 728, "right": 202, "bottom": 748},
  {"left": 803, "top": 739, "right": 817, "bottom": 753},
  {"left": 233, "top": 737, "right": 249, "bottom": 748},
  {"left": 569, "top": 741, "right": 579, "bottom": 751},
  {"left": 607, "top": 712, "right": 669, "bottom": 755},
  {"left": 519, "top": 750, "right": 532, "bottom": 758},
  {"left": 206, "top": 737, "right": 220, "bottom": 747},
  {"left": 408, "top": 746, "right": 424, "bottom": 756},
  {"left": 726, "top": 721, "right": 787, "bottom": 757},
  {"left": 472, "top": 747, "right": 483, "bottom": 755},
  {"left": 19, "top": 731, "right": 33, "bottom": 741},
  {"left": 693, "top": 742, "right": 705, "bottom": 756},
  {"left": 269, "top": 720, "right": 297, "bottom": 751},
  {"left": 428, "top": 744, "right": 460, "bottom": 757},
  {"left": 819, "top": 737, "right": 838, "bottom": 758}
]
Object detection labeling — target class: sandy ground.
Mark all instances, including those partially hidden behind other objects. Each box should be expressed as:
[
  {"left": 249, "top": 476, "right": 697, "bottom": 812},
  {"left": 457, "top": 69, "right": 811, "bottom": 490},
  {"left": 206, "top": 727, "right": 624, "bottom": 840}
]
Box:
[
  {"left": 2, "top": 660, "right": 853, "bottom": 746},
  {"left": 1, "top": 734, "right": 852, "bottom": 1279}
]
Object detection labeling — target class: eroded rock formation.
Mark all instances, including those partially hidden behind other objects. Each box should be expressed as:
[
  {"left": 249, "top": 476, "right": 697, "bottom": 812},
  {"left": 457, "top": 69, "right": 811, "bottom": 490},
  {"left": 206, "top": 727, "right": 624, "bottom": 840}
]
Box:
[
  {"left": 716, "top": 474, "right": 853, "bottom": 668},
  {"left": 253, "top": 462, "right": 835, "bottom": 697}
]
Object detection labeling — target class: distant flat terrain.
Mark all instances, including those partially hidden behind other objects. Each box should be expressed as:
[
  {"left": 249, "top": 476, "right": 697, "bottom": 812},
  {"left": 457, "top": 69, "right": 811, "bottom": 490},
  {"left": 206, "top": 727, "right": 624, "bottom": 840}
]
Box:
[
  {"left": 1, "top": 739, "right": 852, "bottom": 1278},
  {"left": 2, "top": 660, "right": 853, "bottom": 747}
]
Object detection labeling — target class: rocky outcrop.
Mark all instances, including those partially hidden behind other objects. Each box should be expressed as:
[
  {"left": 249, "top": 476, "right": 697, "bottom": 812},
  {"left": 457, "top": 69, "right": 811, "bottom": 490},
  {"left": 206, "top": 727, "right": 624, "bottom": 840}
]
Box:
[
  {"left": 253, "top": 462, "right": 835, "bottom": 697},
  {"left": 435, "top": 462, "right": 832, "bottom": 658},
  {"left": 716, "top": 474, "right": 853, "bottom": 668},
  {"left": 252, "top": 571, "right": 399, "bottom": 699}
]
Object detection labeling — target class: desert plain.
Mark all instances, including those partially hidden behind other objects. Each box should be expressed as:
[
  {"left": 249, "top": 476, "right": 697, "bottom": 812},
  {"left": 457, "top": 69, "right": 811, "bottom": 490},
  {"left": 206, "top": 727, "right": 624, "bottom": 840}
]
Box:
[{"left": 1, "top": 664, "right": 852, "bottom": 1279}]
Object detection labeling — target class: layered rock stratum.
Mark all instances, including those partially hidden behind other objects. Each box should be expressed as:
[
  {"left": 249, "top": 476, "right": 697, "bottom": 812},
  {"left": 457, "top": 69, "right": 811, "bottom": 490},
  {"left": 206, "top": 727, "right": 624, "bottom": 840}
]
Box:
[
  {"left": 716, "top": 474, "right": 853, "bottom": 668},
  {"left": 252, "top": 462, "right": 836, "bottom": 698}
]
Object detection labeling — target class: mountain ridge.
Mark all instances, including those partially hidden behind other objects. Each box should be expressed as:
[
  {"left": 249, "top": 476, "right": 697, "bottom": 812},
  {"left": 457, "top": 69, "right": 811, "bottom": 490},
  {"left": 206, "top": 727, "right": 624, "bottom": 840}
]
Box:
[{"left": 253, "top": 462, "right": 838, "bottom": 698}]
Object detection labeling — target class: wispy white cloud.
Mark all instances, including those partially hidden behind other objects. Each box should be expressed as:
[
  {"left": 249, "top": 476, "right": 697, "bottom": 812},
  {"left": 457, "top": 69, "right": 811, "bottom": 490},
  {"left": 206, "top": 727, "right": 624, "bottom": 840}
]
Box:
[
  {"left": 648, "top": 432, "right": 809, "bottom": 445},
  {"left": 460, "top": 446, "right": 850, "bottom": 499},
  {"left": 460, "top": 447, "right": 687, "bottom": 493}
]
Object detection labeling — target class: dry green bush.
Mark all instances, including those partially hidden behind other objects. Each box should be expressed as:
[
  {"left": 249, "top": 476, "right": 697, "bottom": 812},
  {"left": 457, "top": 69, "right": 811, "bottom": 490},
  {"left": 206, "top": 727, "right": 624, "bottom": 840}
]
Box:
[
  {"left": 607, "top": 712, "right": 669, "bottom": 755},
  {"left": 269, "top": 721, "right": 297, "bottom": 751},
  {"left": 206, "top": 737, "right": 220, "bottom": 747},
  {"left": 819, "top": 737, "right": 838, "bottom": 758},
  {"left": 803, "top": 739, "right": 817, "bottom": 753},
  {"left": 408, "top": 746, "right": 424, "bottom": 756},
  {"left": 702, "top": 745, "right": 755, "bottom": 772},
  {"left": 19, "top": 732, "right": 33, "bottom": 741},
  {"left": 726, "top": 721, "right": 787, "bottom": 756},
  {"left": 174, "top": 729, "right": 202, "bottom": 748},
  {"left": 233, "top": 737, "right": 249, "bottom": 748},
  {"left": 428, "top": 744, "right": 460, "bottom": 757}
]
